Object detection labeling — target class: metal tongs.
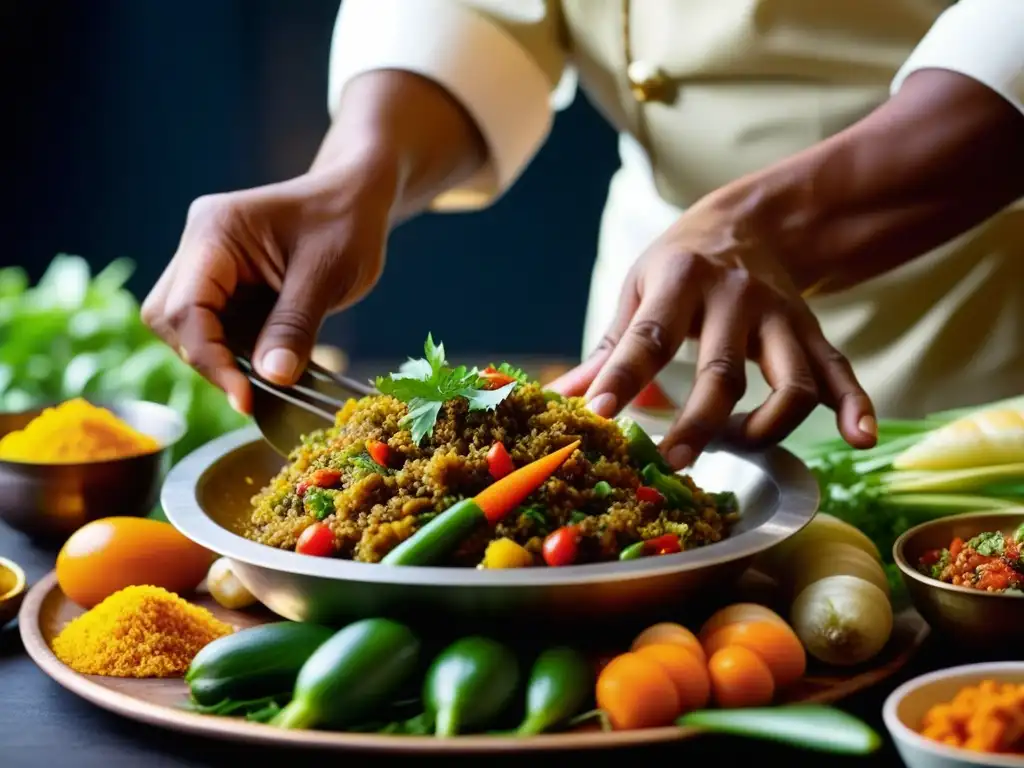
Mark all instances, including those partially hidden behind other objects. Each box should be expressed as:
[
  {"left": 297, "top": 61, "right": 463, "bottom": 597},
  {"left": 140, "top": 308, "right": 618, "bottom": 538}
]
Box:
[{"left": 221, "top": 285, "right": 376, "bottom": 457}]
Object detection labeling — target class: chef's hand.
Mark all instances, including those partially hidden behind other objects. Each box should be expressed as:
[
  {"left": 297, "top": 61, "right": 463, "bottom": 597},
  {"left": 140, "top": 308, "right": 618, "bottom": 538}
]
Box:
[
  {"left": 141, "top": 157, "right": 397, "bottom": 415},
  {"left": 548, "top": 194, "right": 877, "bottom": 468}
]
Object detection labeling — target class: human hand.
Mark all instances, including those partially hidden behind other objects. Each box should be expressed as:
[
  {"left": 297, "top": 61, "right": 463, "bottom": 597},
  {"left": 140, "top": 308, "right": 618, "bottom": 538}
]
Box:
[
  {"left": 548, "top": 194, "right": 877, "bottom": 468},
  {"left": 141, "top": 157, "right": 397, "bottom": 415}
]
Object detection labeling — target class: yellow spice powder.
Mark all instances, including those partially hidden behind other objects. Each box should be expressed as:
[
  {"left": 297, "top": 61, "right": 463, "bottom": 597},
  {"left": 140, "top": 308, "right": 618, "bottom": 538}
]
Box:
[
  {"left": 0, "top": 398, "right": 160, "bottom": 463},
  {"left": 52, "top": 585, "right": 233, "bottom": 677}
]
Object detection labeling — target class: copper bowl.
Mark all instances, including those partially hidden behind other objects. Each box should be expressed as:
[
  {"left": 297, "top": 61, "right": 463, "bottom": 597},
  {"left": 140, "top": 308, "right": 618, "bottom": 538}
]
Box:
[
  {"left": 0, "top": 401, "right": 186, "bottom": 544},
  {"left": 893, "top": 510, "right": 1024, "bottom": 651}
]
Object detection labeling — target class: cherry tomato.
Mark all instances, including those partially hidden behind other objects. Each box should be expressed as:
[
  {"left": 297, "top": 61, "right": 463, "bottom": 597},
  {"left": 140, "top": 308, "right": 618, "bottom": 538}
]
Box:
[
  {"left": 308, "top": 468, "right": 341, "bottom": 489},
  {"left": 636, "top": 486, "right": 665, "bottom": 505},
  {"left": 543, "top": 526, "right": 581, "bottom": 567},
  {"left": 486, "top": 441, "right": 515, "bottom": 480},
  {"left": 366, "top": 439, "right": 390, "bottom": 467},
  {"left": 480, "top": 367, "right": 518, "bottom": 390},
  {"left": 296, "top": 523, "right": 336, "bottom": 557},
  {"left": 645, "top": 533, "right": 681, "bottom": 556}
]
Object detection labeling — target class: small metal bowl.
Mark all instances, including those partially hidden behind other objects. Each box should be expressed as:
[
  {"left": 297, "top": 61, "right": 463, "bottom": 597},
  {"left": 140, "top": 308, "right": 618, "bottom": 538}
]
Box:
[
  {"left": 883, "top": 662, "right": 1024, "bottom": 768},
  {"left": 163, "top": 426, "right": 819, "bottom": 628},
  {"left": 893, "top": 510, "right": 1024, "bottom": 650},
  {"left": 0, "top": 556, "right": 26, "bottom": 628},
  {"left": 0, "top": 401, "right": 186, "bottom": 544}
]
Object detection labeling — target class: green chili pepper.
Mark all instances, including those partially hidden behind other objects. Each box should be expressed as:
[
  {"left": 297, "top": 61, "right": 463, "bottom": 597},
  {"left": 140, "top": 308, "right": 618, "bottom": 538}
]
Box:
[
  {"left": 424, "top": 636, "right": 519, "bottom": 737},
  {"left": 641, "top": 463, "right": 693, "bottom": 509},
  {"left": 618, "top": 417, "right": 672, "bottom": 474},
  {"left": 272, "top": 618, "right": 420, "bottom": 730},
  {"left": 381, "top": 498, "right": 486, "bottom": 566},
  {"left": 619, "top": 541, "right": 648, "bottom": 561},
  {"left": 515, "top": 647, "right": 592, "bottom": 736}
]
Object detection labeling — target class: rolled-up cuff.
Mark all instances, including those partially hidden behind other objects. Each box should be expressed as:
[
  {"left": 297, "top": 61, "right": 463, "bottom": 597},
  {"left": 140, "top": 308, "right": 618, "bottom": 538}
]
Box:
[
  {"left": 328, "top": 0, "right": 556, "bottom": 210},
  {"left": 891, "top": 0, "right": 1024, "bottom": 117}
]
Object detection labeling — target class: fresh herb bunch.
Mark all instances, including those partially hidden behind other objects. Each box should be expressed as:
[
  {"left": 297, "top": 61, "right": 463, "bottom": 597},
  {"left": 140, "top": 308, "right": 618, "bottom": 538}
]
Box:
[
  {"left": 0, "top": 255, "right": 249, "bottom": 468},
  {"left": 375, "top": 334, "right": 524, "bottom": 445}
]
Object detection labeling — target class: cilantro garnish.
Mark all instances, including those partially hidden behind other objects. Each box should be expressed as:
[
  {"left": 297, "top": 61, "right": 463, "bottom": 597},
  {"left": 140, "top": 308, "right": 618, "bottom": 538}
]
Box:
[{"left": 376, "top": 334, "right": 518, "bottom": 445}]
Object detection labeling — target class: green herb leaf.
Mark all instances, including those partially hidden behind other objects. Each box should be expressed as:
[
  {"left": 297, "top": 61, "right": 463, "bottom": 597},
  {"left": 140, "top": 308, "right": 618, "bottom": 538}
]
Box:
[
  {"left": 519, "top": 506, "right": 548, "bottom": 527},
  {"left": 304, "top": 488, "right": 336, "bottom": 520},
  {"left": 487, "top": 361, "right": 533, "bottom": 385},
  {"left": 967, "top": 531, "right": 1005, "bottom": 557},
  {"left": 376, "top": 335, "right": 520, "bottom": 444},
  {"left": 349, "top": 451, "right": 394, "bottom": 476}
]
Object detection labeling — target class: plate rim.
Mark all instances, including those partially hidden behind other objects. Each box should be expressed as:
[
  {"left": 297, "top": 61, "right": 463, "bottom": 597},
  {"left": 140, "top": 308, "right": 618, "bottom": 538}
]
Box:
[{"left": 161, "top": 426, "right": 820, "bottom": 587}]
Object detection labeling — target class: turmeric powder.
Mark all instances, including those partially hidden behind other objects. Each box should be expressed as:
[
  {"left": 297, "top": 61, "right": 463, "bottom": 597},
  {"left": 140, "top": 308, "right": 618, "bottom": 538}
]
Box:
[
  {"left": 919, "top": 679, "right": 1024, "bottom": 754},
  {"left": 0, "top": 398, "right": 160, "bottom": 463},
  {"left": 52, "top": 585, "right": 233, "bottom": 677}
]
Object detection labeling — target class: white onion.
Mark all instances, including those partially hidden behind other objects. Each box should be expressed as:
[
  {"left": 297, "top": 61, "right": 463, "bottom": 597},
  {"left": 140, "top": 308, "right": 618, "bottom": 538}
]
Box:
[
  {"left": 790, "top": 575, "right": 893, "bottom": 666},
  {"left": 206, "top": 557, "right": 257, "bottom": 610}
]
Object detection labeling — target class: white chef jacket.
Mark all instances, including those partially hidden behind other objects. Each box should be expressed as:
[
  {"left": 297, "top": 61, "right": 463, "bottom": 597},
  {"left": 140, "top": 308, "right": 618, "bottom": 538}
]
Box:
[{"left": 326, "top": 0, "right": 1024, "bottom": 445}]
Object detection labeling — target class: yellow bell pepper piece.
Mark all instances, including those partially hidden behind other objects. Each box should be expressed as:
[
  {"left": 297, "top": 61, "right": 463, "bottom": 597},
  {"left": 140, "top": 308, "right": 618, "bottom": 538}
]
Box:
[{"left": 479, "top": 538, "right": 534, "bottom": 569}]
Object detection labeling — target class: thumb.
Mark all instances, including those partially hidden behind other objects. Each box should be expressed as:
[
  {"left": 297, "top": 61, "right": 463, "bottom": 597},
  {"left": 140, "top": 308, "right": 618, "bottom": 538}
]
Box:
[{"left": 252, "top": 253, "right": 340, "bottom": 386}]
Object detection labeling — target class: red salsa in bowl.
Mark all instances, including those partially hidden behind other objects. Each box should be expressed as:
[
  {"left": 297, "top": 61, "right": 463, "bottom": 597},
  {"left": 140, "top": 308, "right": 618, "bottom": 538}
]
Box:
[{"left": 918, "top": 523, "right": 1024, "bottom": 594}]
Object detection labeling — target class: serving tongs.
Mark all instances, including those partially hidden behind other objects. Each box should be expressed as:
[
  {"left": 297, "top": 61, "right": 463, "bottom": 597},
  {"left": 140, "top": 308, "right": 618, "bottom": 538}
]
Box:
[{"left": 221, "top": 285, "right": 376, "bottom": 457}]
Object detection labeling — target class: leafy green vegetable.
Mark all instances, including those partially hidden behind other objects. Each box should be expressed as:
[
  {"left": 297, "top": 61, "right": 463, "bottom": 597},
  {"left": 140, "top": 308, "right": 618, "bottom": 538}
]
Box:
[
  {"left": 0, "top": 256, "right": 250, "bottom": 518},
  {"left": 304, "top": 488, "right": 336, "bottom": 521},
  {"left": 375, "top": 334, "right": 517, "bottom": 445},
  {"left": 348, "top": 452, "right": 394, "bottom": 477},
  {"left": 967, "top": 531, "right": 1005, "bottom": 557}
]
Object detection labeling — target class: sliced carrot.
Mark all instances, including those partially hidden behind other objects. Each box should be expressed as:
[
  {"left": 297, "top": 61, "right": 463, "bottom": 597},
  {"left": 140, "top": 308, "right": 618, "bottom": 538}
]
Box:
[{"left": 475, "top": 440, "right": 580, "bottom": 524}]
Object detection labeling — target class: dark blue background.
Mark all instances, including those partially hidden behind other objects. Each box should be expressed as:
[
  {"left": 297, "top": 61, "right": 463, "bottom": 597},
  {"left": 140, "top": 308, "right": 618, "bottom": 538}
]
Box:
[{"left": 4, "top": 0, "right": 619, "bottom": 359}]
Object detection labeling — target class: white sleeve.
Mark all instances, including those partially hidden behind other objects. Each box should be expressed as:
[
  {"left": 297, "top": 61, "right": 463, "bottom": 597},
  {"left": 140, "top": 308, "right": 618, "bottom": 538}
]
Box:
[
  {"left": 891, "top": 0, "right": 1024, "bottom": 117},
  {"left": 327, "top": 0, "right": 571, "bottom": 211}
]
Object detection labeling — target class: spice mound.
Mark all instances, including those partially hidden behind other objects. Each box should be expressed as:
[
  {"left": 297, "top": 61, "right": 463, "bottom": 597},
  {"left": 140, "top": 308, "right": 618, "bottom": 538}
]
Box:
[
  {"left": 919, "top": 679, "right": 1024, "bottom": 754},
  {"left": 52, "top": 585, "right": 233, "bottom": 677},
  {"left": 0, "top": 398, "right": 160, "bottom": 464}
]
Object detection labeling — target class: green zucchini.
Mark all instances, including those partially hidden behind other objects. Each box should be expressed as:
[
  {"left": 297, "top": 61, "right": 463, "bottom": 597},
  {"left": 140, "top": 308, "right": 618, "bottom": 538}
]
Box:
[
  {"left": 618, "top": 417, "right": 672, "bottom": 474},
  {"left": 515, "top": 647, "right": 592, "bottom": 736},
  {"left": 185, "top": 622, "right": 333, "bottom": 707},
  {"left": 424, "top": 636, "right": 519, "bottom": 737},
  {"left": 272, "top": 618, "right": 421, "bottom": 730}
]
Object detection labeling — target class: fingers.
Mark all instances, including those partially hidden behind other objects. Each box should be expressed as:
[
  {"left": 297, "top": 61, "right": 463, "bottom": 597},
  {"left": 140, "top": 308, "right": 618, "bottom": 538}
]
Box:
[
  {"left": 799, "top": 317, "right": 877, "bottom": 448},
  {"left": 582, "top": 280, "right": 696, "bottom": 418},
  {"left": 733, "top": 313, "right": 818, "bottom": 447},
  {"left": 660, "top": 281, "right": 748, "bottom": 468},
  {"left": 141, "top": 260, "right": 181, "bottom": 351},
  {"left": 546, "top": 278, "right": 640, "bottom": 398},
  {"left": 176, "top": 304, "right": 253, "bottom": 415},
  {"left": 252, "top": 250, "right": 347, "bottom": 386}
]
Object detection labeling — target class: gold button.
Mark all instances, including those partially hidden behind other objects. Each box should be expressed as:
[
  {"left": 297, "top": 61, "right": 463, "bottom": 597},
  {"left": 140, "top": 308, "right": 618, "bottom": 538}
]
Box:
[{"left": 627, "top": 60, "right": 673, "bottom": 103}]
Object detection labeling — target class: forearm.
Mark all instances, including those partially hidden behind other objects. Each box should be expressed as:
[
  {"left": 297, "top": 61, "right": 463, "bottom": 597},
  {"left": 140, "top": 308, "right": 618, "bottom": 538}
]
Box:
[
  {"left": 715, "top": 70, "right": 1024, "bottom": 291},
  {"left": 308, "top": 70, "right": 487, "bottom": 221}
]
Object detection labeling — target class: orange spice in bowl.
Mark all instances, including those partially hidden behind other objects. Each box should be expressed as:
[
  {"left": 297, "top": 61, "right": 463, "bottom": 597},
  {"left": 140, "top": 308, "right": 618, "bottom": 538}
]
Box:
[{"left": 919, "top": 679, "right": 1024, "bottom": 755}]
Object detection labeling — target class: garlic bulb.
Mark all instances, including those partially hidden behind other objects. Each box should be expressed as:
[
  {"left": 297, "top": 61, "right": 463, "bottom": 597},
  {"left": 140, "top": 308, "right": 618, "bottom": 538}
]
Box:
[{"left": 206, "top": 557, "right": 257, "bottom": 610}]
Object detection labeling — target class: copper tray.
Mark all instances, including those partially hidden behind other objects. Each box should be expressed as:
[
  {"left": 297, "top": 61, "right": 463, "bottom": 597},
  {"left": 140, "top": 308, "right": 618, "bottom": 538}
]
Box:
[{"left": 20, "top": 571, "right": 928, "bottom": 753}]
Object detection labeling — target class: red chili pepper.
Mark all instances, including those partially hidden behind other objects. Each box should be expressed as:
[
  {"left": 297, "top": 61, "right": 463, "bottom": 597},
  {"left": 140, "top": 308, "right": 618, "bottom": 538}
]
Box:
[
  {"left": 543, "top": 525, "right": 581, "bottom": 567},
  {"left": 296, "top": 522, "right": 336, "bottom": 557},
  {"left": 486, "top": 441, "right": 515, "bottom": 480},
  {"left": 308, "top": 468, "right": 341, "bottom": 489},
  {"left": 366, "top": 439, "right": 390, "bottom": 467},
  {"left": 480, "top": 366, "right": 517, "bottom": 390},
  {"left": 636, "top": 485, "right": 665, "bottom": 505},
  {"left": 949, "top": 537, "right": 964, "bottom": 559},
  {"left": 644, "top": 533, "right": 682, "bottom": 556}
]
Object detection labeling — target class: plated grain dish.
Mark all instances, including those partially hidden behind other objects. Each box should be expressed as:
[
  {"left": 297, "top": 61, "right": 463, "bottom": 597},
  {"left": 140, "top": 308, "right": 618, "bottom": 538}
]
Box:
[
  {"left": 917, "top": 522, "right": 1024, "bottom": 594},
  {"left": 245, "top": 336, "right": 739, "bottom": 567}
]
